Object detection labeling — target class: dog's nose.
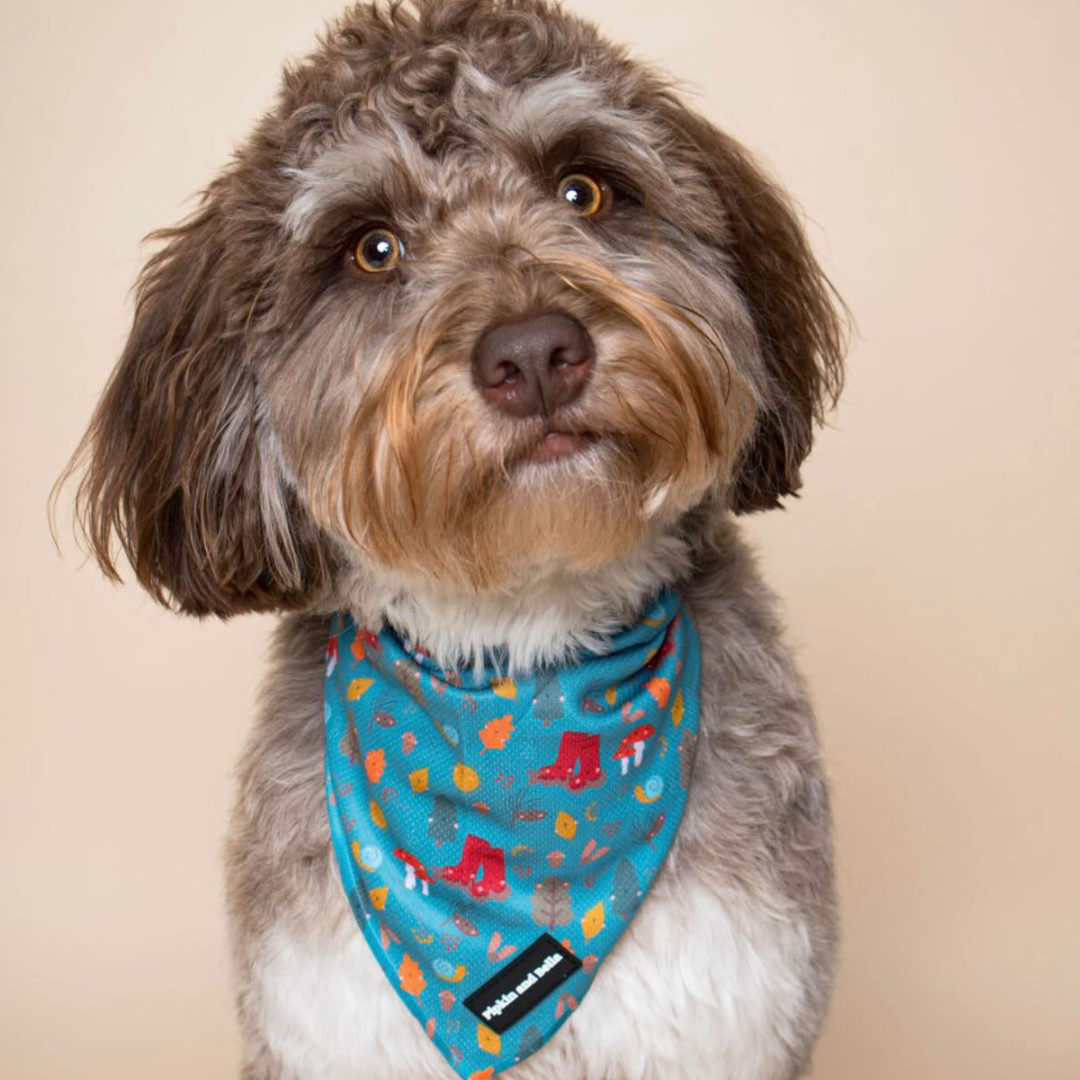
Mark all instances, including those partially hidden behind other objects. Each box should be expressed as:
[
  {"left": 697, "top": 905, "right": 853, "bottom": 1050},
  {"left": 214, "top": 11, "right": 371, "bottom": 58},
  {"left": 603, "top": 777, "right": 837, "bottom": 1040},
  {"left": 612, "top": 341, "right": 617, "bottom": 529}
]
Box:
[{"left": 473, "top": 312, "right": 593, "bottom": 418}]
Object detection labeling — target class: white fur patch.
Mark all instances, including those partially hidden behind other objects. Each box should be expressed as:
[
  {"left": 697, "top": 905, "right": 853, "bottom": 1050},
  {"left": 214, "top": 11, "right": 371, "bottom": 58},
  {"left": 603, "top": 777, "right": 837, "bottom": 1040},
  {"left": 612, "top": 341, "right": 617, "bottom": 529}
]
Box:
[
  {"left": 252, "top": 876, "right": 810, "bottom": 1080},
  {"left": 338, "top": 526, "right": 695, "bottom": 679}
]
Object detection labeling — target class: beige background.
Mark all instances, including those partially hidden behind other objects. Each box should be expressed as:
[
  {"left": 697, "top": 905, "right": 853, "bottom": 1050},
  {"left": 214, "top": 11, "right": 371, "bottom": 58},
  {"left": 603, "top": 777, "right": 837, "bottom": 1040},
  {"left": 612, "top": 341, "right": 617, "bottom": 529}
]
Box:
[{"left": 3, "top": 0, "right": 1078, "bottom": 1077}]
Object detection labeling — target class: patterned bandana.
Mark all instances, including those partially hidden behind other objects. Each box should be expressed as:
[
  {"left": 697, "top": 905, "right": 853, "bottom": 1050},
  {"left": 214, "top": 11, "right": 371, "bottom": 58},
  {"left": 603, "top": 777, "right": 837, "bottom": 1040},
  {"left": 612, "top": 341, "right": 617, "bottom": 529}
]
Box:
[{"left": 324, "top": 589, "right": 700, "bottom": 1079}]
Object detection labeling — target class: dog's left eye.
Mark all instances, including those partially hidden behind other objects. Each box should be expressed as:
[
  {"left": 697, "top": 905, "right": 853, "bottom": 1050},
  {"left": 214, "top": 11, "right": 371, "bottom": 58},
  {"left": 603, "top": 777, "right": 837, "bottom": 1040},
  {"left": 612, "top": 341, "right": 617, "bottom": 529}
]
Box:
[
  {"left": 557, "top": 173, "right": 611, "bottom": 218},
  {"left": 350, "top": 227, "right": 404, "bottom": 274}
]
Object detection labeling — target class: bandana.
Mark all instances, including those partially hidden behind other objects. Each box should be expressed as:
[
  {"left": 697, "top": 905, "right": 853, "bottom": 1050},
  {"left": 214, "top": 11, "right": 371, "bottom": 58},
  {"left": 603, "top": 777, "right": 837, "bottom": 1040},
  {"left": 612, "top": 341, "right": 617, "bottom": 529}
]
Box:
[{"left": 324, "top": 589, "right": 700, "bottom": 1079}]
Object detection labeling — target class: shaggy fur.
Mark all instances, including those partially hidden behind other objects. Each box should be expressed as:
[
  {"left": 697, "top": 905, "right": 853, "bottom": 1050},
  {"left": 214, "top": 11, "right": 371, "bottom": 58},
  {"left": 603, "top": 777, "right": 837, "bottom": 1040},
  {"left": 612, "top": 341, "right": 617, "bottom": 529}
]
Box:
[{"left": 59, "top": 2, "right": 847, "bottom": 1077}]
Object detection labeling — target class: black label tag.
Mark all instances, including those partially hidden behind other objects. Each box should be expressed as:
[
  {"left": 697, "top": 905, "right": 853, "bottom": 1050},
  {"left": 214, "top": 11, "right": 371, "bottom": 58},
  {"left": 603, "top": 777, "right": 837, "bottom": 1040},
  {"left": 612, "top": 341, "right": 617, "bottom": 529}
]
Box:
[{"left": 462, "top": 933, "right": 582, "bottom": 1034}]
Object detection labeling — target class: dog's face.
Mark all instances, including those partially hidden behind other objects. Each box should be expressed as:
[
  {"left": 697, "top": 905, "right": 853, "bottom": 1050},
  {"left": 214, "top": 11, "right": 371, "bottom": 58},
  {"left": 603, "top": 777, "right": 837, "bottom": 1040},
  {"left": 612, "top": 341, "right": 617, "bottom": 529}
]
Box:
[{"left": 68, "top": 0, "right": 844, "bottom": 616}]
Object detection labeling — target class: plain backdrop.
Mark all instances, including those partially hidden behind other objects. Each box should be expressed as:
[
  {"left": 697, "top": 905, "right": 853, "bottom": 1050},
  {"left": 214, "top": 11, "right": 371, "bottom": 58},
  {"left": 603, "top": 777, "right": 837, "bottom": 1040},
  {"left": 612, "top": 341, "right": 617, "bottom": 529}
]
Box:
[{"left": 2, "top": 1, "right": 1078, "bottom": 1077}]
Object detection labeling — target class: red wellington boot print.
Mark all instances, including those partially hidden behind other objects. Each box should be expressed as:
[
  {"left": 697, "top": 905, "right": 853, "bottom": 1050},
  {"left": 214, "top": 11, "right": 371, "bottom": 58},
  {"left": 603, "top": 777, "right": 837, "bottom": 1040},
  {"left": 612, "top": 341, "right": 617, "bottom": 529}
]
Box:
[
  {"left": 530, "top": 731, "right": 605, "bottom": 792},
  {"left": 439, "top": 834, "right": 510, "bottom": 901}
]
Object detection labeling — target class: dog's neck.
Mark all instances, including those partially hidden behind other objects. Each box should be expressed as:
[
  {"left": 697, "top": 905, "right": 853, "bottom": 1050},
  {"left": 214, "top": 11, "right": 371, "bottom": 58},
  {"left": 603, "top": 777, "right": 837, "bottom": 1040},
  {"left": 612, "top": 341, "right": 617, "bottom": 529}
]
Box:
[{"left": 334, "top": 526, "right": 696, "bottom": 677}]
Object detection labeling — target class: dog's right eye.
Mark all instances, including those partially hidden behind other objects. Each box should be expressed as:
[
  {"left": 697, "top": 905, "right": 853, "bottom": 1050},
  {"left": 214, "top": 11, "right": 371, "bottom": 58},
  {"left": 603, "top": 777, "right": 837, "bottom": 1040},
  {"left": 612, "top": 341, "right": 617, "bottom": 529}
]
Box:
[{"left": 350, "top": 227, "right": 404, "bottom": 274}]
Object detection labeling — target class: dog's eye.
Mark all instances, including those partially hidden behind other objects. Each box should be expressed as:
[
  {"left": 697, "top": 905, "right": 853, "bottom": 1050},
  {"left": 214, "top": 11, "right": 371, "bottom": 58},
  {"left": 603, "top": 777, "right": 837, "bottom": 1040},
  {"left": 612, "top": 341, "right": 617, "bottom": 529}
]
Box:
[
  {"left": 557, "top": 173, "right": 611, "bottom": 218},
  {"left": 351, "top": 227, "right": 404, "bottom": 273}
]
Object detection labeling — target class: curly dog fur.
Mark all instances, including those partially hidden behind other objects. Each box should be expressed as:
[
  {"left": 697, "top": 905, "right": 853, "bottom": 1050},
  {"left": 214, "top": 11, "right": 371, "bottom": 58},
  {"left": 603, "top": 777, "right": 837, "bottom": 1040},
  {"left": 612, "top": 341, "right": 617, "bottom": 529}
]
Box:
[{"left": 61, "top": 2, "right": 848, "bottom": 1077}]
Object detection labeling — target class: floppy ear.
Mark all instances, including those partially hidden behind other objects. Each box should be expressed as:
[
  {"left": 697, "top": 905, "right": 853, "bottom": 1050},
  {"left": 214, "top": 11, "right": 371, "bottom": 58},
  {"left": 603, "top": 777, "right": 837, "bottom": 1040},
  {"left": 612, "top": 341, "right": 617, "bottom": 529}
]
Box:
[
  {"left": 63, "top": 180, "right": 329, "bottom": 616},
  {"left": 655, "top": 95, "right": 848, "bottom": 512}
]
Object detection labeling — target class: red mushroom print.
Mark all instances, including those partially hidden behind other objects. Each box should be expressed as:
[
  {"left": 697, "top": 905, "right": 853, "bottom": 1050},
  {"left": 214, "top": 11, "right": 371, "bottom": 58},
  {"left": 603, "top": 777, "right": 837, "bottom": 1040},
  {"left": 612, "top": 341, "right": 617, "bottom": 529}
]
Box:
[
  {"left": 393, "top": 848, "right": 432, "bottom": 896},
  {"left": 612, "top": 724, "right": 656, "bottom": 775}
]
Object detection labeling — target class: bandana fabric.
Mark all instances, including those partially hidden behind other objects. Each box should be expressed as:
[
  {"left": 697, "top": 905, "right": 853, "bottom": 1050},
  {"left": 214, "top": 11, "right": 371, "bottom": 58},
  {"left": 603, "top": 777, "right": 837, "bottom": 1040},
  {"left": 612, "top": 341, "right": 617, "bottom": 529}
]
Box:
[{"left": 324, "top": 590, "right": 700, "bottom": 1079}]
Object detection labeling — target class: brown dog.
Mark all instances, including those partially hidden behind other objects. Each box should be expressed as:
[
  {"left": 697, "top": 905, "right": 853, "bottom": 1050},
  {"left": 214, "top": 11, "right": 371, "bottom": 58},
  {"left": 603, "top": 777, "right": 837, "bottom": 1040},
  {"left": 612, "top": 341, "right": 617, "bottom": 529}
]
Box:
[{"left": 63, "top": 2, "right": 847, "bottom": 1077}]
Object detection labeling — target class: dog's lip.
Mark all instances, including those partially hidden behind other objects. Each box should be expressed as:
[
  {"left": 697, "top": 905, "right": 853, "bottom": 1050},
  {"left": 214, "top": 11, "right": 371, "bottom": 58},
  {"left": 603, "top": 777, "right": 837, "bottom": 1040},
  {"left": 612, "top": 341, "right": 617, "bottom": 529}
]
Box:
[{"left": 518, "top": 427, "right": 597, "bottom": 465}]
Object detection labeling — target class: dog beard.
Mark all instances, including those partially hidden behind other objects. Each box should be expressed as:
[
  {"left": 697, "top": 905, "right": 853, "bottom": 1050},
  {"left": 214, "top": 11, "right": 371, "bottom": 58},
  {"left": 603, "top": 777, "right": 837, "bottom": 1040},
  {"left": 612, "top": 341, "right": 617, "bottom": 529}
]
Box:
[{"left": 299, "top": 253, "right": 755, "bottom": 591}]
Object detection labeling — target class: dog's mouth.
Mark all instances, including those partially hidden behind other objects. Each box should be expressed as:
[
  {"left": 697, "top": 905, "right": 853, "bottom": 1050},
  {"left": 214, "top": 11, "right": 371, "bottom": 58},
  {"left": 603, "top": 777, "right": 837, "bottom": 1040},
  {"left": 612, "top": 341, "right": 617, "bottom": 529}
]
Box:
[{"left": 522, "top": 429, "right": 596, "bottom": 464}]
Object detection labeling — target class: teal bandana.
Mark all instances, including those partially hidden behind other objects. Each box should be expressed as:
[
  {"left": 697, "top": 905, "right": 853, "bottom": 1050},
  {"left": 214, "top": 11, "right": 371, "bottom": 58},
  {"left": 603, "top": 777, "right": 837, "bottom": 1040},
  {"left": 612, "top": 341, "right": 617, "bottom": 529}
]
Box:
[{"left": 324, "top": 590, "right": 700, "bottom": 1079}]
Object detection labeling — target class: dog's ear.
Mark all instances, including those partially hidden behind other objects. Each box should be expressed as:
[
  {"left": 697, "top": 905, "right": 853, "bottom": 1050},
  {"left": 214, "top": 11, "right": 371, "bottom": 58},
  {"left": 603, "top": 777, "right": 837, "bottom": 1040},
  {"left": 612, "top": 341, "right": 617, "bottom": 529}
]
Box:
[
  {"left": 654, "top": 95, "right": 848, "bottom": 512},
  {"left": 62, "top": 179, "right": 329, "bottom": 616}
]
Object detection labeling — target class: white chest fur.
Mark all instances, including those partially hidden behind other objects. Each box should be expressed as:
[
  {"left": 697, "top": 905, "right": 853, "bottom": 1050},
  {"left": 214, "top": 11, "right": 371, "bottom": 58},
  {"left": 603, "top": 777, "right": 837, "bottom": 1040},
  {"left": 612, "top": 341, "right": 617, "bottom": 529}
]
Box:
[{"left": 251, "top": 868, "right": 811, "bottom": 1080}]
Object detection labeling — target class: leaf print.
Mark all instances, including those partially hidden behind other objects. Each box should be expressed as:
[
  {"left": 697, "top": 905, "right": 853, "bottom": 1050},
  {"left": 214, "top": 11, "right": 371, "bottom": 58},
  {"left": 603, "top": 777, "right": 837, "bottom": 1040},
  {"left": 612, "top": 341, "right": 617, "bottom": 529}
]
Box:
[
  {"left": 486, "top": 931, "right": 518, "bottom": 963},
  {"left": 428, "top": 795, "right": 458, "bottom": 847},
  {"left": 640, "top": 810, "right": 666, "bottom": 847},
  {"left": 478, "top": 714, "right": 515, "bottom": 752},
  {"left": 554, "top": 991, "right": 578, "bottom": 1019},
  {"left": 645, "top": 676, "right": 671, "bottom": 708},
  {"left": 580, "top": 839, "right": 611, "bottom": 865},
  {"left": 364, "top": 748, "right": 386, "bottom": 783},
  {"left": 347, "top": 677, "right": 375, "bottom": 701},
  {"left": 678, "top": 728, "right": 698, "bottom": 789},
  {"left": 610, "top": 859, "right": 641, "bottom": 920},
  {"left": 339, "top": 716, "right": 361, "bottom": 764},
  {"left": 477, "top": 1023, "right": 501, "bottom": 1055},
  {"left": 531, "top": 877, "right": 572, "bottom": 931},
  {"left": 517, "top": 1025, "right": 543, "bottom": 1061},
  {"left": 582, "top": 901, "right": 605, "bottom": 940},
  {"left": 399, "top": 954, "right": 426, "bottom": 997},
  {"left": 531, "top": 670, "right": 564, "bottom": 727},
  {"left": 621, "top": 701, "right": 645, "bottom": 725},
  {"left": 491, "top": 676, "right": 516, "bottom": 699}
]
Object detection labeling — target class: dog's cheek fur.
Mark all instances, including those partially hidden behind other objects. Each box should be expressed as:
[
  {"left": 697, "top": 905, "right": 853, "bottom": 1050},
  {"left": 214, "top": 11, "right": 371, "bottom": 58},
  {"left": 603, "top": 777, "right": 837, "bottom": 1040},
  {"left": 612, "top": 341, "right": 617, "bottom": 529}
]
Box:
[
  {"left": 63, "top": 185, "right": 331, "bottom": 617},
  {"left": 648, "top": 96, "right": 848, "bottom": 513}
]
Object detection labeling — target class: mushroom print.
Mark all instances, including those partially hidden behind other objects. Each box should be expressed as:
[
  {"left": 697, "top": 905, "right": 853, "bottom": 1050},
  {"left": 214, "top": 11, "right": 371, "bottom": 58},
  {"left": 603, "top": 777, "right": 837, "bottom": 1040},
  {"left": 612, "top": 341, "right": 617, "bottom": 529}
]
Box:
[
  {"left": 612, "top": 724, "right": 657, "bottom": 774},
  {"left": 393, "top": 848, "right": 432, "bottom": 896}
]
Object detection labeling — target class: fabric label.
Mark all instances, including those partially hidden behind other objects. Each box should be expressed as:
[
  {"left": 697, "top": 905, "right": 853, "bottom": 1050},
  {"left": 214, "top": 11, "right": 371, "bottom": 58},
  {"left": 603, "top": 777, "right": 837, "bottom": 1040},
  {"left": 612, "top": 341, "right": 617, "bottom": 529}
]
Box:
[{"left": 462, "top": 934, "right": 583, "bottom": 1034}]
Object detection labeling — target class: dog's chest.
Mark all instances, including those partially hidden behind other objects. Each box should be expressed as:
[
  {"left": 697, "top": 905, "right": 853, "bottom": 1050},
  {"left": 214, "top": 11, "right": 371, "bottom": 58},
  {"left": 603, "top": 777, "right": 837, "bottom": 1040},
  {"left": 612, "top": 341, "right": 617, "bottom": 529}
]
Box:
[{"left": 251, "top": 864, "right": 810, "bottom": 1080}]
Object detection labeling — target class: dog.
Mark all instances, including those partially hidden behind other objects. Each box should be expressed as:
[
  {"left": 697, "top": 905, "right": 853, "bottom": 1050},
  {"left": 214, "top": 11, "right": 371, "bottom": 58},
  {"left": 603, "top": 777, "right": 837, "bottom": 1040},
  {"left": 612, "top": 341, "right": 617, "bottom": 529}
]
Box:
[{"left": 62, "top": 1, "right": 847, "bottom": 1077}]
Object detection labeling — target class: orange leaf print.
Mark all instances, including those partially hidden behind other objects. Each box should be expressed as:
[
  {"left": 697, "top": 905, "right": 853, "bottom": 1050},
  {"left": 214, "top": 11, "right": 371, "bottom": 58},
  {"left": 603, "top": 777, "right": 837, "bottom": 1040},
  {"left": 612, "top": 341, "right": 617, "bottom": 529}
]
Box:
[
  {"left": 399, "top": 953, "right": 427, "bottom": 997},
  {"left": 347, "top": 677, "right": 375, "bottom": 701},
  {"left": 469, "top": 1070, "right": 496, "bottom": 1080},
  {"left": 479, "top": 714, "right": 515, "bottom": 753},
  {"left": 350, "top": 630, "right": 365, "bottom": 661},
  {"left": 365, "top": 748, "right": 387, "bottom": 783},
  {"left": 646, "top": 676, "right": 671, "bottom": 708}
]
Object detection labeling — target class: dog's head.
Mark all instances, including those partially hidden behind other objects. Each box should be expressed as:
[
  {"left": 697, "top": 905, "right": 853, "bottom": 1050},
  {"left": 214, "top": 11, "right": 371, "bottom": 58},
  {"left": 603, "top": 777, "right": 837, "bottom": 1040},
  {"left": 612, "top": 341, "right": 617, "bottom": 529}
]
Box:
[{"left": 65, "top": 0, "right": 845, "bottom": 617}]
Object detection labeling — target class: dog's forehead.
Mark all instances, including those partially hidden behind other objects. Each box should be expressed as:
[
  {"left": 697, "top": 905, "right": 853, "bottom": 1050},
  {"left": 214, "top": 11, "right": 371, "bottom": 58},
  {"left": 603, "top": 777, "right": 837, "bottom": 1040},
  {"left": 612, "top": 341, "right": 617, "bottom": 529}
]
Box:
[{"left": 282, "top": 65, "right": 664, "bottom": 242}]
